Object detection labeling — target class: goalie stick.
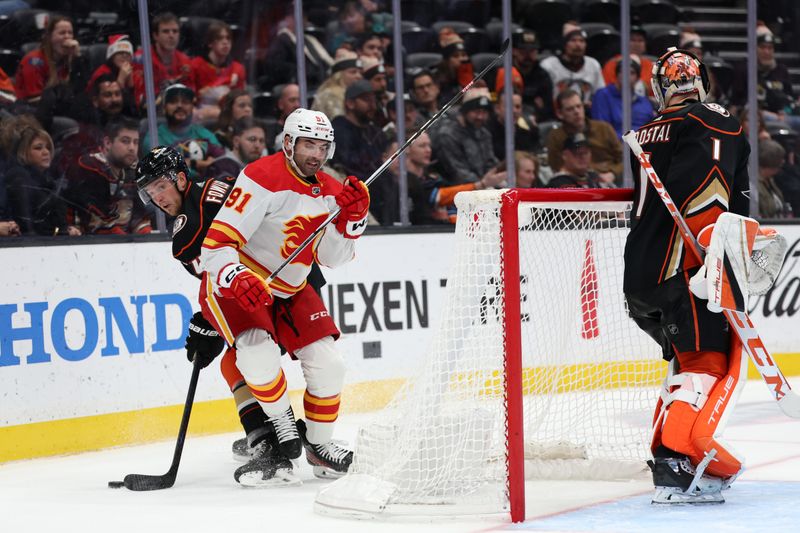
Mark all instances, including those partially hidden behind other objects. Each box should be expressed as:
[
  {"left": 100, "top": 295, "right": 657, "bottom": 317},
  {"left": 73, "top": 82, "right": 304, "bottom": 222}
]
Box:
[
  {"left": 108, "top": 357, "right": 202, "bottom": 490},
  {"left": 622, "top": 130, "right": 800, "bottom": 418},
  {"left": 265, "top": 39, "right": 511, "bottom": 284}
]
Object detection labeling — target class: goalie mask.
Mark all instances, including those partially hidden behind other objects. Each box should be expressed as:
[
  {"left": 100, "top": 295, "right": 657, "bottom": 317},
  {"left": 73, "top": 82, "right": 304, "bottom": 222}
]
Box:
[
  {"left": 651, "top": 48, "right": 710, "bottom": 112},
  {"left": 136, "top": 146, "right": 188, "bottom": 204},
  {"left": 282, "top": 108, "right": 336, "bottom": 176}
]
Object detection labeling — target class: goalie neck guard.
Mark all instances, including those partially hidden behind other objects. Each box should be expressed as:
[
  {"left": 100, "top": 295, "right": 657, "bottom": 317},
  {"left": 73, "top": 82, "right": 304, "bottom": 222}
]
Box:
[
  {"left": 651, "top": 48, "right": 710, "bottom": 112},
  {"left": 281, "top": 108, "right": 336, "bottom": 177},
  {"left": 135, "top": 146, "right": 188, "bottom": 204}
]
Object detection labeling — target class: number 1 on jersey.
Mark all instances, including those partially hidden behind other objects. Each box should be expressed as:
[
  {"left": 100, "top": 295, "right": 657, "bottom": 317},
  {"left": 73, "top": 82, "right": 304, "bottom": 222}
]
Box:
[
  {"left": 711, "top": 137, "right": 721, "bottom": 161},
  {"left": 225, "top": 187, "right": 253, "bottom": 213}
]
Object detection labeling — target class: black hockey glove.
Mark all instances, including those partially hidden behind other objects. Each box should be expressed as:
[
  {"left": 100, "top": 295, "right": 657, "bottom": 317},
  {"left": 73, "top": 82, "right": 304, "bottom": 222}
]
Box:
[{"left": 185, "top": 312, "right": 225, "bottom": 369}]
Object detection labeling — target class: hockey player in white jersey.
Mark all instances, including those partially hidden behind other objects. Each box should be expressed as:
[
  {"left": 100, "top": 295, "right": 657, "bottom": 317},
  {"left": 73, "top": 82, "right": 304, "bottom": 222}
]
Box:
[{"left": 199, "top": 108, "right": 370, "bottom": 481}]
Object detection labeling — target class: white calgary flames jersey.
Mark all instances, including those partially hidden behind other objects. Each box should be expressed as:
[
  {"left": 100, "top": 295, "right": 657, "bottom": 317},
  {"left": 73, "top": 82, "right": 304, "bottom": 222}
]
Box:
[{"left": 200, "top": 152, "right": 354, "bottom": 298}]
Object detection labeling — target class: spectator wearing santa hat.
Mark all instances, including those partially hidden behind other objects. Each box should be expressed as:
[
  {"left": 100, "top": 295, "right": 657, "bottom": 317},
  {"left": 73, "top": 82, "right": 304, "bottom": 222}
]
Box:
[{"left": 87, "top": 34, "right": 137, "bottom": 116}]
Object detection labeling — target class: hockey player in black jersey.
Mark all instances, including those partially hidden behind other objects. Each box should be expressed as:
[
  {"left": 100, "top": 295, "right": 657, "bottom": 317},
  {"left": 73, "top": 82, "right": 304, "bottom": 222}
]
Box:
[
  {"left": 136, "top": 146, "right": 297, "bottom": 486},
  {"left": 624, "top": 49, "right": 751, "bottom": 504}
]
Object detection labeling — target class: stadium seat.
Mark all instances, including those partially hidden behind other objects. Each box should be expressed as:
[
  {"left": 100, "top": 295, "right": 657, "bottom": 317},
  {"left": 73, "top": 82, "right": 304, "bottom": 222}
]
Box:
[
  {"left": 461, "top": 28, "right": 489, "bottom": 55},
  {"left": 20, "top": 41, "right": 39, "bottom": 55},
  {"left": 642, "top": 24, "right": 681, "bottom": 55},
  {"left": 470, "top": 52, "right": 500, "bottom": 87},
  {"left": 441, "top": 0, "right": 492, "bottom": 28},
  {"left": 581, "top": 0, "right": 621, "bottom": 28},
  {"left": 85, "top": 43, "right": 109, "bottom": 73},
  {"left": 0, "top": 48, "right": 20, "bottom": 76},
  {"left": 253, "top": 91, "right": 275, "bottom": 118},
  {"left": 516, "top": 0, "right": 574, "bottom": 52},
  {"left": 484, "top": 20, "right": 521, "bottom": 50},
  {"left": 431, "top": 20, "right": 476, "bottom": 38},
  {"left": 538, "top": 120, "right": 561, "bottom": 144},
  {"left": 0, "top": 9, "right": 47, "bottom": 49},
  {"left": 632, "top": 0, "right": 679, "bottom": 25},
  {"left": 582, "top": 23, "right": 620, "bottom": 65},
  {"left": 401, "top": 0, "right": 439, "bottom": 27},
  {"left": 406, "top": 52, "right": 442, "bottom": 71},
  {"left": 402, "top": 26, "right": 436, "bottom": 55}
]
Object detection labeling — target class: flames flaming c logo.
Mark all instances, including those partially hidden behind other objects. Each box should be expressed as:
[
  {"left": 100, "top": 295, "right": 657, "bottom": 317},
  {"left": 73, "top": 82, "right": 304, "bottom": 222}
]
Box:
[{"left": 281, "top": 214, "right": 328, "bottom": 265}]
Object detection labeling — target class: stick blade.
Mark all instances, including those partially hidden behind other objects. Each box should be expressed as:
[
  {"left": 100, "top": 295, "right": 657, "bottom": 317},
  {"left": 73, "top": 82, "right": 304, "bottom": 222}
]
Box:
[
  {"left": 122, "top": 473, "right": 177, "bottom": 491},
  {"left": 778, "top": 393, "right": 800, "bottom": 419}
]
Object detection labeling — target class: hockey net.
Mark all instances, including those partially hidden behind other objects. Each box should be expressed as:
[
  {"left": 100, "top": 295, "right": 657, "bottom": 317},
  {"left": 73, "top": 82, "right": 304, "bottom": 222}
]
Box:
[{"left": 316, "top": 189, "right": 665, "bottom": 521}]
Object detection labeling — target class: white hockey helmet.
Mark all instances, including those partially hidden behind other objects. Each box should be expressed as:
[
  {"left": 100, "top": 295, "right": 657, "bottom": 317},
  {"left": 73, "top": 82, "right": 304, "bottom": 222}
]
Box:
[
  {"left": 282, "top": 108, "right": 336, "bottom": 166},
  {"left": 651, "top": 48, "right": 710, "bottom": 112}
]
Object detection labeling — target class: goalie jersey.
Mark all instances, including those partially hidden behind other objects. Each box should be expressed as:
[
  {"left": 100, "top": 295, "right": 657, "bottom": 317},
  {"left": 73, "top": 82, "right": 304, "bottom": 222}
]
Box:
[{"left": 623, "top": 101, "right": 751, "bottom": 293}]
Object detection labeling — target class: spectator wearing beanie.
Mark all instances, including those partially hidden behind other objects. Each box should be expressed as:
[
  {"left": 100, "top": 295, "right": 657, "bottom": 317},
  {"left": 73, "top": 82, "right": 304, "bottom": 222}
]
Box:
[
  {"left": 312, "top": 50, "right": 363, "bottom": 120},
  {"left": 432, "top": 87, "right": 507, "bottom": 185},
  {"left": 591, "top": 55, "right": 655, "bottom": 138},
  {"left": 540, "top": 21, "right": 605, "bottom": 109},
  {"left": 434, "top": 30, "right": 473, "bottom": 104},
  {"left": 511, "top": 29, "right": 555, "bottom": 122}
]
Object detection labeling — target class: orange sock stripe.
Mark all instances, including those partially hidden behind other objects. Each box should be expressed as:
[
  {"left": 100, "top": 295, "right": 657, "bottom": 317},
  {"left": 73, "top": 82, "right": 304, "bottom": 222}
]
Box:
[
  {"left": 248, "top": 371, "right": 287, "bottom": 404},
  {"left": 304, "top": 392, "right": 340, "bottom": 422}
]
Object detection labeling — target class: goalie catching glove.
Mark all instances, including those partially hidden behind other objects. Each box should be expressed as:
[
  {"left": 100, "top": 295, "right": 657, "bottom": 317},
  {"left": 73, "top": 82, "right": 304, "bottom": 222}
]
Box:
[
  {"left": 689, "top": 212, "right": 788, "bottom": 312},
  {"left": 217, "top": 263, "right": 274, "bottom": 311},
  {"left": 334, "top": 176, "right": 370, "bottom": 238},
  {"left": 185, "top": 312, "right": 225, "bottom": 369}
]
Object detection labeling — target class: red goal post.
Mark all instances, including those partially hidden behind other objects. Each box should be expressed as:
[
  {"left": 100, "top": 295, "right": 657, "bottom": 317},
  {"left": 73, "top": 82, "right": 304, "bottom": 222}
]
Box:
[{"left": 316, "top": 188, "right": 664, "bottom": 523}]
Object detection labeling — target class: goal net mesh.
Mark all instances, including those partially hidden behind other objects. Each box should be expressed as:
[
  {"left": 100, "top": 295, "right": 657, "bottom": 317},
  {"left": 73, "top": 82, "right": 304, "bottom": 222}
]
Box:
[{"left": 316, "top": 190, "right": 664, "bottom": 517}]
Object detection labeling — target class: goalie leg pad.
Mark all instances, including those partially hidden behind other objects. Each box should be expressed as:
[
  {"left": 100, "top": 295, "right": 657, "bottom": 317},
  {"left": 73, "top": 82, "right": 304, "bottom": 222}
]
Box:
[{"left": 688, "top": 338, "right": 747, "bottom": 479}]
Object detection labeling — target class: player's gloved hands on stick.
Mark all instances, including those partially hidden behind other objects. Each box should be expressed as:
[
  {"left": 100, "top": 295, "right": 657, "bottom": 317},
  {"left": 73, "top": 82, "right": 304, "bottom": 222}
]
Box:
[
  {"left": 218, "top": 263, "right": 273, "bottom": 311},
  {"left": 334, "top": 176, "right": 370, "bottom": 239},
  {"left": 185, "top": 312, "right": 225, "bottom": 369}
]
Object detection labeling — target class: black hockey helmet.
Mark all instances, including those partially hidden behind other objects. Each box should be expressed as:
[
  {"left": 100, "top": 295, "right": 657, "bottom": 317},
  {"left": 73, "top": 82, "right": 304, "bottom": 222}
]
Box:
[{"left": 136, "top": 146, "right": 188, "bottom": 204}]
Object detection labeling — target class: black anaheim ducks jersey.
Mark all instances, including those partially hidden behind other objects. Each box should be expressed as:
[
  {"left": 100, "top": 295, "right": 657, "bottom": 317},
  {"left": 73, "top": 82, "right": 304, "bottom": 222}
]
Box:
[
  {"left": 623, "top": 101, "right": 751, "bottom": 293},
  {"left": 173, "top": 176, "right": 236, "bottom": 278}
]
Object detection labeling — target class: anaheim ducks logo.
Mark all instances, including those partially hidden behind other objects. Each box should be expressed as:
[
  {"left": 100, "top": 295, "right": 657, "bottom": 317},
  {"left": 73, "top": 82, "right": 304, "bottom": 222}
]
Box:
[{"left": 280, "top": 213, "right": 329, "bottom": 264}]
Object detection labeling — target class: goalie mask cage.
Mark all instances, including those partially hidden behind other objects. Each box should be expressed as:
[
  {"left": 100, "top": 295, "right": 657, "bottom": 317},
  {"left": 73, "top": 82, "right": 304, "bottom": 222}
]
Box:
[{"left": 316, "top": 189, "right": 665, "bottom": 522}]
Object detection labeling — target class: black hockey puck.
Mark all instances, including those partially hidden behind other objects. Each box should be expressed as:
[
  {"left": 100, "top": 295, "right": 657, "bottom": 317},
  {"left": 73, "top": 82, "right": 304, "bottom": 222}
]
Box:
[{"left": 108, "top": 481, "right": 125, "bottom": 489}]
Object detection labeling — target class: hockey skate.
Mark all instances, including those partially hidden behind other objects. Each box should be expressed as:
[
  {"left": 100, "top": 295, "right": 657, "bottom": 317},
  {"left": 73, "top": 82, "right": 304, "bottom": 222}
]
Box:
[
  {"left": 266, "top": 406, "right": 302, "bottom": 459},
  {"left": 232, "top": 437, "right": 253, "bottom": 462},
  {"left": 297, "top": 419, "right": 353, "bottom": 479},
  {"left": 649, "top": 452, "right": 725, "bottom": 504},
  {"left": 234, "top": 437, "right": 300, "bottom": 487}
]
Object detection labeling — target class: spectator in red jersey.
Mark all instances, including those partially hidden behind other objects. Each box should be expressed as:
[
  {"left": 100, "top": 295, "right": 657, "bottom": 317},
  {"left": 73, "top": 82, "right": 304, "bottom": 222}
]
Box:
[
  {"left": 192, "top": 21, "right": 246, "bottom": 124},
  {"left": 15, "top": 15, "right": 88, "bottom": 103},
  {"left": 87, "top": 35, "right": 137, "bottom": 116},
  {"left": 213, "top": 88, "right": 254, "bottom": 149},
  {"left": 65, "top": 117, "right": 151, "bottom": 234},
  {"left": 132, "top": 12, "right": 194, "bottom": 109}
]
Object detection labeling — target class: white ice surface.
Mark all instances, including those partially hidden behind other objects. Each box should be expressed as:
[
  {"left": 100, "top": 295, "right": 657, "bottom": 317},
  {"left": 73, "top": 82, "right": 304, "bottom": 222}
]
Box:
[{"left": 2, "top": 378, "right": 800, "bottom": 533}]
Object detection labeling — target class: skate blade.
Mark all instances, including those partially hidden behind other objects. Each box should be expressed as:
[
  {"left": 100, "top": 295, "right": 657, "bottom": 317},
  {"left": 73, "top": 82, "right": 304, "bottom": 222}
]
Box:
[
  {"left": 652, "top": 487, "right": 725, "bottom": 505},
  {"left": 312, "top": 465, "right": 347, "bottom": 480},
  {"left": 238, "top": 468, "right": 302, "bottom": 488},
  {"left": 232, "top": 451, "right": 252, "bottom": 463}
]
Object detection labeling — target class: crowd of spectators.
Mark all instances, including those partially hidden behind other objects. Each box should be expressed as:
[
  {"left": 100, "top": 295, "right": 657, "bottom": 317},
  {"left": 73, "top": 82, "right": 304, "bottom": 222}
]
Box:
[{"left": 1, "top": 0, "right": 799, "bottom": 240}]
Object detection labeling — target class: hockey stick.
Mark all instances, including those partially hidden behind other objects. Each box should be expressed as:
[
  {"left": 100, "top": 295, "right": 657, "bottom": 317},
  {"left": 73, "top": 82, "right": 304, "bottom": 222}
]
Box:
[
  {"left": 108, "top": 357, "right": 202, "bottom": 490},
  {"left": 265, "top": 39, "right": 511, "bottom": 284},
  {"left": 622, "top": 130, "right": 800, "bottom": 418}
]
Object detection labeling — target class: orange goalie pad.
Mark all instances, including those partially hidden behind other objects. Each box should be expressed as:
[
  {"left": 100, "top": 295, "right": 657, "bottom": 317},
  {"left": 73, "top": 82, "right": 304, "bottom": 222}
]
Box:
[{"left": 659, "top": 344, "right": 745, "bottom": 478}]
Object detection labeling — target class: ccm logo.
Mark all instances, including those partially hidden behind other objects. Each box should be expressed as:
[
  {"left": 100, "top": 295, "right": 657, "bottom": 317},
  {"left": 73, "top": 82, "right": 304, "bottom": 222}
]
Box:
[{"left": 309, "top": 311, "right": 329, "bottom": 321}]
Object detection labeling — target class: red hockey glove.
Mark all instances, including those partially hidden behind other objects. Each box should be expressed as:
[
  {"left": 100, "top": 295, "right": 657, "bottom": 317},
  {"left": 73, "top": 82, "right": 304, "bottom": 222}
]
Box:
[
  {"left": 218, "top": 264, "right": 273, "bottom": 311},
  {"left": 334, "top": 176, "right": 370, "bottom": 239}
]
